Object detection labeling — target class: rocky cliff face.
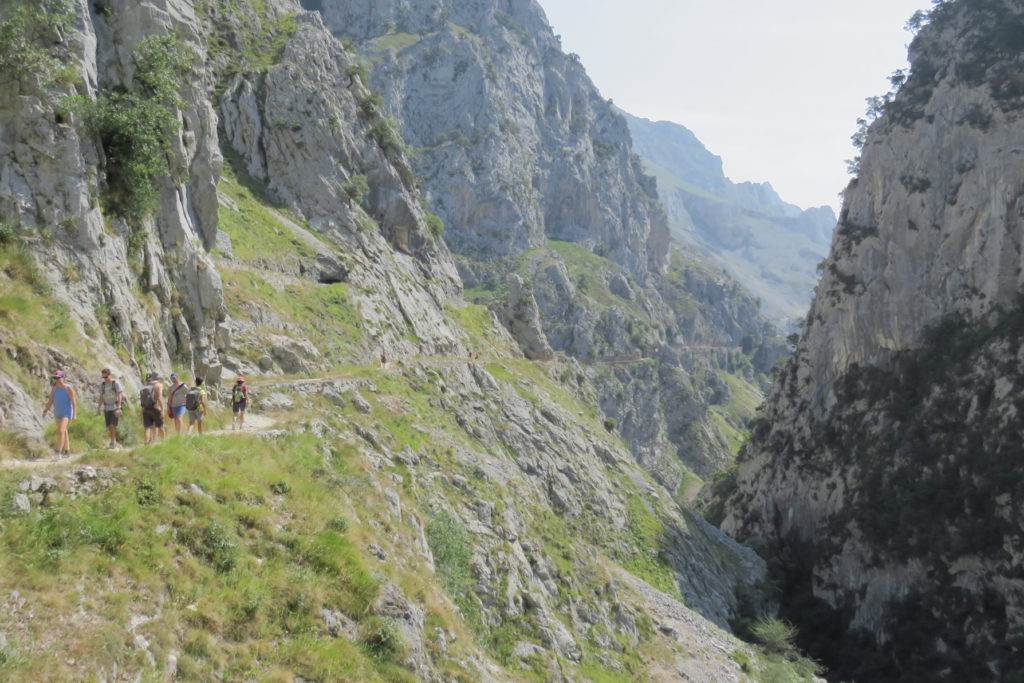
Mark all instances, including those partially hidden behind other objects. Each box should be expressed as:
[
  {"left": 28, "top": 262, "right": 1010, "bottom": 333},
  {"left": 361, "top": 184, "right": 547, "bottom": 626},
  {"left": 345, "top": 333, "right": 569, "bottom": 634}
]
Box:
[
  {"left": 309, "top": 0, "right": 669, "bottom": 281},
  {"left": 305, "top": 0, "right": 777, "bottom": 489},
  {"left": 718, "top": 1, "right": 1024, "bottom": 679}
]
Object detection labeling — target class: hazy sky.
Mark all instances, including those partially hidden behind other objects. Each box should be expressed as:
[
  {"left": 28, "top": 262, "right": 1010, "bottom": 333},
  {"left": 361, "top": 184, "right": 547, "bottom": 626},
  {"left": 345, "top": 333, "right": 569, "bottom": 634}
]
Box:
[{"left": 538, "top": 0, "right": 929, "bottom": 212}]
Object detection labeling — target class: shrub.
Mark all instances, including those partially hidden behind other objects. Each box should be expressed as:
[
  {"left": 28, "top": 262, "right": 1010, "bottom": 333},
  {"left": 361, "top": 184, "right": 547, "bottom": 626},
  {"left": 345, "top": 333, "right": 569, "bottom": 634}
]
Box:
[
  {"left": 341, "top": 174, "right": 369, "bottom": 207},
  {"left": 602, "top": 417, "right": 617, "bottom": 432},
  {"left": 0, "top": 0, "right": 74, "bottom": 93},
  {"left": 426, "top": 510, "right": 474, "bottom": 604},
  {"left": 359, "top": 616, "right": 404, "bottom": 661},
  {"left": 344, "top": 63, "right": 368, "bottom": 85},
  {"left": 358, "top": 92, "right": 385, "bottom": 119},
  {"left": 70, "top": 35, "right": 190, "bottom": 223},
  {"left": 751, "top": 617, "right": 798, "bottom": 657},
  {"left": 424, "top": 211, "right": 444, "bottom": 239}
]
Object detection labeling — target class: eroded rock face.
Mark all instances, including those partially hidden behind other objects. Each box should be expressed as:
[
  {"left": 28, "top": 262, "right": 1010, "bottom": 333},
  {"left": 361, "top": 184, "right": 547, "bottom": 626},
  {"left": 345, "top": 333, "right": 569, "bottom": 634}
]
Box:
[
  {"left": 310, "top": 0, "right": 669, "bottom": 282},
  {"left": 719, "top": 1, "right": 1024, "bottom": 678}
]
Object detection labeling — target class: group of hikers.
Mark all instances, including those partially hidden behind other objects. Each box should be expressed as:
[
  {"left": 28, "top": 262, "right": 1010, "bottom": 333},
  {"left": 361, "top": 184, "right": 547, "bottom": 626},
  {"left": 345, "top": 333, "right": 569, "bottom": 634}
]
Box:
[{"left": 42, "top": 369, "right": 251, "bottom": 457}]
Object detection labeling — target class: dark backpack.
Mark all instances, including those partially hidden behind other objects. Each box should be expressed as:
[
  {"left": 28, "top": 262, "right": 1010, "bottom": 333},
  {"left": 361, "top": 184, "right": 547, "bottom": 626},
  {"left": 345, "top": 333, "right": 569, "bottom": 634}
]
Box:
[
  {"left": 185, "top": 387, "right": 201, "bottom": 411},
  {"left": 140, "top": 384, "right": 155, "bottom": 409}
]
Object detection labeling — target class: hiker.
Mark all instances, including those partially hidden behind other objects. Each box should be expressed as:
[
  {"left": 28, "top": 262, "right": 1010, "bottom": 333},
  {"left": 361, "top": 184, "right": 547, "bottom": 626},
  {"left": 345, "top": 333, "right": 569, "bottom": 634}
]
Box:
[
  {"left": 140, "top": 372, "right": 165, "bottom": 444},
  {"left": 42, "top": 369, "right": 76, "bottom": 457},
  {"left": 167, "top": 372, "right": 189, "bottom": 435},
  {"left": 95, "top": 368, "right": 123, "bottom": 449},
  {"left": 231, "top": 376, "right": 249, "bottom": 430},
  {"left": 185, "top": 377, "right": 207, "bottom": 436},
  {"left": 380, "top": 351, "right": 387, "bottom": 368}
]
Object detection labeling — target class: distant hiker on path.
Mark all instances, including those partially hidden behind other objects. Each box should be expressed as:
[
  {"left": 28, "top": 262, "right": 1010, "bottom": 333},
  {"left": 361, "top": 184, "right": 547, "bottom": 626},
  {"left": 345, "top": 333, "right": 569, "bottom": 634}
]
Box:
[
  {"left": 380, "top": 352, "right": 387, "bottom": 368},
  {"left": 43, "top": 369, "right": 76, "bottom": 457},
  {"left": 96, "top": 368, "right": 123, "bottom": 449},
  {"left": 231, "top": 377, "right": 249, "bottom": 430},
  {"left": 186, "top": 377, "right": 207, "bottom": 436},
  {"left": 140, "top": 372, "right": 165, "bottom": 445},
  {"left": 168, "top": 372, "right": 189, "bottom": 435}
]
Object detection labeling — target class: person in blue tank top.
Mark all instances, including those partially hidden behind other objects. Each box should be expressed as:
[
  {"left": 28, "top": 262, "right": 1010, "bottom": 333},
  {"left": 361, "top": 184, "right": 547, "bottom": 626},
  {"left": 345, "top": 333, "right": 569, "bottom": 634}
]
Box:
[{"left": 43, "top": 369, "right": 77, "bottom": 457}]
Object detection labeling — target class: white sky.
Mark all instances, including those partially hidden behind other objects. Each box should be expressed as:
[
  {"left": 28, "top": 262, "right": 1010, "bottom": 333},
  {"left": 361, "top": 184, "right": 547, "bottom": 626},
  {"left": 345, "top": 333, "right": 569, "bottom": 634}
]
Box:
[{"left": 538, "top": 0, "right": 929, "bottom": 211}]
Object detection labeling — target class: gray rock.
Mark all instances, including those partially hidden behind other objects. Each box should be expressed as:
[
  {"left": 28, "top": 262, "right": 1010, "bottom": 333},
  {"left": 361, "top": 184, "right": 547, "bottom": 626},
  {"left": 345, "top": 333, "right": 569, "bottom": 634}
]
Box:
[
  {"left": 321, "top": 608, "right": 358, "bottom": 640},
  {"left": 10, "top": 493, "right": 31, "bottom": 514},
  {"left": 352, "top": 394, "right": 372, "bottom": 414},
  {"left": 260, "top": 392, "right": 295, "bottom": 412}
]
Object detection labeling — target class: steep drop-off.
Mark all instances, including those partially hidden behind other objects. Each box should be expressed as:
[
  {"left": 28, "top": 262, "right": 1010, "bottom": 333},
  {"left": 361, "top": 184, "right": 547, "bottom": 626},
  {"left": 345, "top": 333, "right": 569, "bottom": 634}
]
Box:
[{"left": 718, "top": 1, "right": 1024, "bottom": 679}]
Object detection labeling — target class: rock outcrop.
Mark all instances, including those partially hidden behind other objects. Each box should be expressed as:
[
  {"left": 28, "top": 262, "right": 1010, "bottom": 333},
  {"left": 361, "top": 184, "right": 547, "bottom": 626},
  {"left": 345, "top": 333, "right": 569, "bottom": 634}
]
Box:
[{"left": 718, "top": 1, "right": 1024, "bottom": 679}]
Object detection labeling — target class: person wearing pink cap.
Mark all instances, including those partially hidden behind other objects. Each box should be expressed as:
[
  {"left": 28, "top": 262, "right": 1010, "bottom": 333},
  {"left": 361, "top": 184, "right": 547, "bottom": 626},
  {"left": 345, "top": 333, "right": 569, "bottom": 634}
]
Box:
[
  {"left": 43, "top": 369, "right": 77, "bottom": 457},
  {"left": 231, "top": 377, "right": 249, "bottom": 430}
]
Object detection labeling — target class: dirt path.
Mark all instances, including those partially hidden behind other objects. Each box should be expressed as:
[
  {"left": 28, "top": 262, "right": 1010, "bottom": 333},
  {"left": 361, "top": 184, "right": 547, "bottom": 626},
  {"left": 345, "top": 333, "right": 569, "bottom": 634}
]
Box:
[
  {"left": 0, "top": 450, "right": 92, "bottom": 471},
  {"left": 0, "top": 414, "right": 280, "bottom": 471},
  {"left": 203, "top": 412, "right": 277, "bottom": 436}
]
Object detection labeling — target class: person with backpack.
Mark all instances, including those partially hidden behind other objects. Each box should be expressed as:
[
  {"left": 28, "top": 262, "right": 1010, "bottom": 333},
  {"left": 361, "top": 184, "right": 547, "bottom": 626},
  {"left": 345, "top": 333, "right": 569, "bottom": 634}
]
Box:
[
  {"left": 185, "top": 377, "right": 207, "bottom": 436},
  {"left": 95, "top": 368, "right": 123, "bottom": 449},
  {"left": 231, "top": 376, "right": 249, "bottom": 430},
  {"left": 42, "top": 369, "right": 76, "bottom": 457},
  {"left": 140, "top": 372, "right": 165, "bottom": 445},
  {"left": 167, "top": 372, "right": 190, "bottom": 435}
]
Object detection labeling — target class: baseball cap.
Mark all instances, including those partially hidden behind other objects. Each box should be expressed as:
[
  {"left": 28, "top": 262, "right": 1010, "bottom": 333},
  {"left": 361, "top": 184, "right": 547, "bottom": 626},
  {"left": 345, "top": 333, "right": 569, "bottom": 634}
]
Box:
[
  {"left": 237, "top": 376, "right": 245, "bottom": 383},
  {"left": 53, "top": 369, "right": 64, "bottom": 378},
  {"left": 170, "top": 372, "right": 179, "bottom": 379},
  {"left": 146, "top": 371, "right": 159, "bottom": 381}
]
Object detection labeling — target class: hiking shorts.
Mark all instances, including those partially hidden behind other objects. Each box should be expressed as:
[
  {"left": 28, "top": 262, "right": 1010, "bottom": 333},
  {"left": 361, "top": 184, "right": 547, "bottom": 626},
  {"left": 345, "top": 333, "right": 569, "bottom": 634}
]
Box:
[
  {"left": 171, "top": 405, "right": 187, "bottom": 418},
  {"left": 142, "top": 407, "right": 164, "bottom": 429},
  {"left": 103, "top": 410, "right": 119, "bottom": 427},
  {"left": 188, "top": 409, "right": 204, "bottom": 423},
  {"left": 232, "top": 400, "right": 247, "bottom": 413}
]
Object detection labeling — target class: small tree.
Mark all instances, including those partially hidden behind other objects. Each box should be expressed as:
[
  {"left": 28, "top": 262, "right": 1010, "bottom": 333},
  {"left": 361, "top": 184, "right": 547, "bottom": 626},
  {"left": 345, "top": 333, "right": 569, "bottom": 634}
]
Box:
[
  {"left": 424, "top": 211, "right": 444, "bottom": 239},
  {"left": 341, "top": 174, "right": 369, "bottom": 207}
]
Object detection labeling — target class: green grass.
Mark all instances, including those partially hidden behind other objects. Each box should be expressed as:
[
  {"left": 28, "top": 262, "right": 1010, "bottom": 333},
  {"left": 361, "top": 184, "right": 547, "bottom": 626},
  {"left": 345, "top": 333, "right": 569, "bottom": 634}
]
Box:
[
  {"left": 0, "top": 430, "right": 403, "bottom": 680},
  {"left": 619, "top": 496, "right": 678, "bottom": 597},
  {"left": 222, "top": 269, "right": 362, "bottom": 366},
  {"left": 217, "top": 163, "right": 316, "bottom": 267},
  {"left": 370, "top": 32, "right": 422, "bottom": 53},
  {"left": 446, "top": 303, "right": 503, "bottom": 353}
]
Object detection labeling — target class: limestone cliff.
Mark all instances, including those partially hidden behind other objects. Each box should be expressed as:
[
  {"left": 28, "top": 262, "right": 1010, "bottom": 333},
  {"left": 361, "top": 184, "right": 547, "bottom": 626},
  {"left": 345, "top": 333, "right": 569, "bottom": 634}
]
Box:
[
  {"left": 306, "top": 0, "right": 777, "bottom": 488},
  {"left": 718, "top": 1, "right": 1024, "bottom": 679}
]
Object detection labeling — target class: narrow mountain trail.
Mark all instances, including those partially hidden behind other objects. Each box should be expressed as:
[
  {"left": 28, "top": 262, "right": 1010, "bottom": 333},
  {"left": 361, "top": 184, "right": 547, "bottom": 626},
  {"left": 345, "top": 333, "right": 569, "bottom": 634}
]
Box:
[
  {"left": 0, "top": 450, "right": 92, "bottom": 471},
  {"left": 0, "top": 414, "right": 281, "bottom": 472},
  {"left": 247, "top": 345, "right": 743, "bottom": 390},
  {"left": 203, "top": 412, "right": 278, "bottom": 436},
  {"left": 3, "top": 343, "right": 738, "bottom": 470}
]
